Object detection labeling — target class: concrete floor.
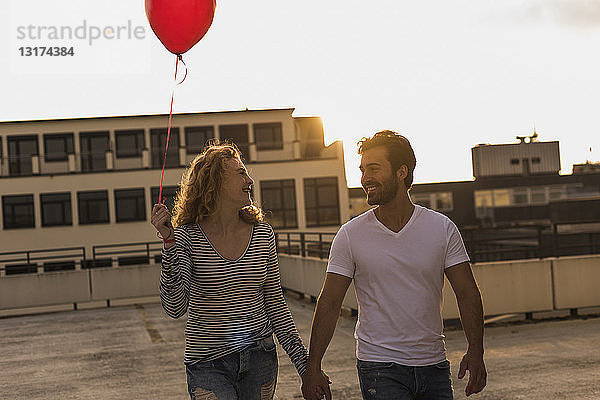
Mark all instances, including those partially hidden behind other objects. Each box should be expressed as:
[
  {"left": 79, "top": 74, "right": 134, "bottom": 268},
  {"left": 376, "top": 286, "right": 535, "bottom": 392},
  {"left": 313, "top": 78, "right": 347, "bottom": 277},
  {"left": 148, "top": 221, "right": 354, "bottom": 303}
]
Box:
[{"left": 1, "top": 297, "right": 599, "bottom": 400}]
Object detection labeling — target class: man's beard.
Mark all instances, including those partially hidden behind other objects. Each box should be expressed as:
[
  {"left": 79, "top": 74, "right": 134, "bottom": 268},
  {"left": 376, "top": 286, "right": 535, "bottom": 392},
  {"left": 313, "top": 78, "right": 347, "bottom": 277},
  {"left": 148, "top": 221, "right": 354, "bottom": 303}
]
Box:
[{"left": 366, "top": 175, "right": 399, "bottom": 205}]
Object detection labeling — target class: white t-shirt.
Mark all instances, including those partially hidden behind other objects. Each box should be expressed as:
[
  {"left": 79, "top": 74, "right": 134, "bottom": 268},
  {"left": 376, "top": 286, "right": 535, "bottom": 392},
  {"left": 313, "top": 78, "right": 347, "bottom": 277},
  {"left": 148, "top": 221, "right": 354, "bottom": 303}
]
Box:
[{"left": 327, "top": 205, "right": 470, "bottom": 366}]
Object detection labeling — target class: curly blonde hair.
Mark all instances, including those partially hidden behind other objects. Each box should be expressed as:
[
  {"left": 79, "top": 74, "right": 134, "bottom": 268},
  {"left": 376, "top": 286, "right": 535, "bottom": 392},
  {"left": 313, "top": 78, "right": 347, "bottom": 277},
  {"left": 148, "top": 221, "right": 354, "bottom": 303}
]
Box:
[{"left": 171, "top": 142, "right": 264, "bottom": 227}]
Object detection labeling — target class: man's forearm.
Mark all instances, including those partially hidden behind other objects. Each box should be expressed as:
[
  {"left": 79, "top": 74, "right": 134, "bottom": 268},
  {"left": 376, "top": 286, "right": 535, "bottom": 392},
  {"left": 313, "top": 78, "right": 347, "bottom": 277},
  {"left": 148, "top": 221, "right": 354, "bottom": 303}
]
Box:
[
  {"left": 457, "top": 289, "right": 484, "bottom": 353},
  {"left": 306, "top": 295, "right": 343, "bottom": 371}
]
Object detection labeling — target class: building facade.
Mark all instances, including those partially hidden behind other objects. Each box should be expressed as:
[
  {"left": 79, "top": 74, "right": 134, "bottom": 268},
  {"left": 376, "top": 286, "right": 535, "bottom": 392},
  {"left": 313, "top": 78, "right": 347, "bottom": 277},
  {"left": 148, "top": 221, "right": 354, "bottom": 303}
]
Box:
[{"left": 0, "top": 108, "right": 349, "bottom": 258}]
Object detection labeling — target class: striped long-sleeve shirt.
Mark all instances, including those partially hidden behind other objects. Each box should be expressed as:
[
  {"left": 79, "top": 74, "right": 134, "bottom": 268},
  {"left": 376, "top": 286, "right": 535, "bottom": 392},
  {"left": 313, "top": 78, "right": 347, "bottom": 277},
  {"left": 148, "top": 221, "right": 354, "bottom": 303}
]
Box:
[{"left": 160, "top": 222, "right": 308, "bottom": 375}]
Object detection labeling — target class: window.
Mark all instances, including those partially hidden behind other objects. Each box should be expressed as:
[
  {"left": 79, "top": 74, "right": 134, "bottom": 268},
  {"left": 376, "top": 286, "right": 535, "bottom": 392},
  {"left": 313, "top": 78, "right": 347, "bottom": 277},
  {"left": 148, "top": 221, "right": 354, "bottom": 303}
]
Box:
[
  {"left": 185, "top": 126, "right": 214, "bottom": 154},
  {"left": 2, "top": 195, "right": 35, "bottom": 229},
  {"left": 151, "top": 128, "right": 180, "bottom": 168},
  {"left": 492, "top": 189, "right": 511, "bottom": 207},
  {"left": 532, "top": 157, "right": 541, "bottom": 164},
  {"left": 510, "top": 158, "right": 520, "bottom": 165},
  {"left": 411, "top": 193, "right": 431, "bottom": 208},
  {"left": 219, "top": 124, "right": 249, "bottom": 161},
  {"left": 254, "top": 123, "right": 283, "bottom": 150},
  {"left": 151, "top": 186, "right": 179, "bottom": 213},
  {"left": 115, "top": 188, "right": 146, "bottom": 222},
  {"left": 549, "top": 185, "right": 566, "bottom": 201},
  {"left": 44, "top": 133, "right": 74, "bottom": 162},
  {"left": 261, "top": 179, "right": 297, "bottom": 228},
  {"left": 304, "top": 177, "right": 340, "bottom": 227},
  {"left": 41, "top": 192, "right": 72, "bottom": 226},
  {"left": 435, "top": 192, "right": 453, "bottom": 211},
  {"left": 411, "top": 192, "right": 453, "bottom": 212},
  {"left": 512, "top": 188, "right": 529, "bottom": 205},
  {"left": 476, "top": 186, "right": 555, "bottom": 210},
  {"left": 78, "top": 190, "right": 109, "bottom": 224},
  {"left": 566, "top": 183, "right": 585, "bottom": 196},
  {"left": 115, "top": 129, "right": 144, "bottom": 158},
  {"left": 475, "top": 190, "right": 493, "bottom": 208},
  {"left": 8, "top": 135, "right": 38, "bottom": 176},
  {"left": 80, "top": 131, "right": 109, "bottom": 172},
  {"left": 474, "top": 190, "right": 493, "bottom": 219},
  {"left": 530, "top": 187, "right": 547, "bottom": 205}
]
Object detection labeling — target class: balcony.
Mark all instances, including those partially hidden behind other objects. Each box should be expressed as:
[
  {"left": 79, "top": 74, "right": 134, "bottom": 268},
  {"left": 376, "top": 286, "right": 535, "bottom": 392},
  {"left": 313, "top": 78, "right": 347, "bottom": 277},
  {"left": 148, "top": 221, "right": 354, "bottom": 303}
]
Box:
[
  {"left": 0, "top": 140, "right": 343, "bottom": 178},
  {"left": 0, "top": 149, "right": 181, "bottom": 177}
]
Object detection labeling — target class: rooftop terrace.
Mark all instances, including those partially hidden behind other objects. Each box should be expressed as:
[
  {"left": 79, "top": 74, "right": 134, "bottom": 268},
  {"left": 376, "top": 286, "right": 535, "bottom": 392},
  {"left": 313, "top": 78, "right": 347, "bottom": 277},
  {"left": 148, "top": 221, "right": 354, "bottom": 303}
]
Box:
[{"left": 1, "top": 297, "right": 599, "bottom": 399}]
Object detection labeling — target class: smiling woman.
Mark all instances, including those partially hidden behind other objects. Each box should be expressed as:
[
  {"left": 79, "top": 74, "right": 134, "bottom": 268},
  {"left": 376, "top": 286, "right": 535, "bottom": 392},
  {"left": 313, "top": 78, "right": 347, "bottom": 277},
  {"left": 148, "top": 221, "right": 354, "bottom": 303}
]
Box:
[
  {"left": 171, "top": 142, "right": 262, "bottom": 227},
  {"left": 149, "top": 141, "right": 310, "bottom": 400}
]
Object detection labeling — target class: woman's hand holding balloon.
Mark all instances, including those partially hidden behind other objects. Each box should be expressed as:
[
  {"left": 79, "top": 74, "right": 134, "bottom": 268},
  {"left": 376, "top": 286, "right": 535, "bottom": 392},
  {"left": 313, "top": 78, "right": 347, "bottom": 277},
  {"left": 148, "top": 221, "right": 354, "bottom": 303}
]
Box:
[{"left": 151, "top": 204, "right": 175, "bottom": 247}]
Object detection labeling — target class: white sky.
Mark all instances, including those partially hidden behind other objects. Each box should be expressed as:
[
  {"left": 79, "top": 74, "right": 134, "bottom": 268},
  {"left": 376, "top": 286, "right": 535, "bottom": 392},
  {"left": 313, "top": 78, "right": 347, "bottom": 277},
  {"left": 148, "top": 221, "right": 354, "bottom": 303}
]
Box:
[{"left": 2, "top": 0, "right": 600, "bottom": 187}]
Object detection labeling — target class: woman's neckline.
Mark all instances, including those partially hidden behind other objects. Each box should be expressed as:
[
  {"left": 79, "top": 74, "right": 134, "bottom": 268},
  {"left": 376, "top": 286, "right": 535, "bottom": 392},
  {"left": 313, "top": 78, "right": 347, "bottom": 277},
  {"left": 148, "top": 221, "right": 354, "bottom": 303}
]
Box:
[{"left": 196, "top": 223, "right": 255, "bottom": 262}]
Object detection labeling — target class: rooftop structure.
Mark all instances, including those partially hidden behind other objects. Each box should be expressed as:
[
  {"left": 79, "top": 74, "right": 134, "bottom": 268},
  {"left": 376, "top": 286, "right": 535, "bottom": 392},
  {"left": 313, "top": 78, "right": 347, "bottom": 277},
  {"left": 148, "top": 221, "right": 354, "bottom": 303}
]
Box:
[{"left": 471, "top": 132, "right": 560, "bottom": 179}]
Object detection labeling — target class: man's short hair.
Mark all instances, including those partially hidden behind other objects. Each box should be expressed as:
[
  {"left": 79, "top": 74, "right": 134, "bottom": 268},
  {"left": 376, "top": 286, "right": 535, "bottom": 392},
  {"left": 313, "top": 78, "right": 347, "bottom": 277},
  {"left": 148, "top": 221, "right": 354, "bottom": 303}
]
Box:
[{"left": 357, "top": 130, "right": 417, "bottom": 189}]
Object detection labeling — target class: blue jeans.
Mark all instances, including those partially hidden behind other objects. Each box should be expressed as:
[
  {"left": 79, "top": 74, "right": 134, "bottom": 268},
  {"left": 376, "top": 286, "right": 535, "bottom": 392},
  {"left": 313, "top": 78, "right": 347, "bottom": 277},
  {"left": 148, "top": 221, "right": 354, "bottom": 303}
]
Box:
[
  {"left": 357, "top": 359, "right": 453, "bottom": 400},
  {"left": 186, "top": 336, "right": 278, "bottom": 400}
]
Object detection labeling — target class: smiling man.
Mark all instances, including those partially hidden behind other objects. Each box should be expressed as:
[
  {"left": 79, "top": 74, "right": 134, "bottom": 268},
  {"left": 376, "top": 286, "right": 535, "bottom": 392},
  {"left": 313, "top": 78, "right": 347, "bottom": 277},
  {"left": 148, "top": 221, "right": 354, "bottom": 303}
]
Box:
[{"left": 302, "top": 131, "right": 487, "bottom": 400}]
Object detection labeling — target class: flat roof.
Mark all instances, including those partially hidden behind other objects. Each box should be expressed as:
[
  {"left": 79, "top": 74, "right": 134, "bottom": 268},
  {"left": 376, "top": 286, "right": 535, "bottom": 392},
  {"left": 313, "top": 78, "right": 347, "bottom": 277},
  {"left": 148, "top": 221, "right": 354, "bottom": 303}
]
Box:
[
  {"left": 1, "top": 297, "right": 599, "bottom": 399},
  {"left": 473, "top": 140, "right": 559, "bottom": 148},
  {"left": 0, "top": 107, "right": 297, "bottom": 125}
]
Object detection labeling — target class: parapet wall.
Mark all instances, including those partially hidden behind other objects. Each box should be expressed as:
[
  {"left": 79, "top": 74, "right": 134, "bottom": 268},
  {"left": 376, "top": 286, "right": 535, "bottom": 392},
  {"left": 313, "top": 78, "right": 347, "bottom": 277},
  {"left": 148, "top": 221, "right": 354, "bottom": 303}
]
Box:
[
  {"left": 278, "top": 255, "right": 600, "bottom": 319},
  {"left": 0, "top": 255, "right": 598, "bottom": 318}
]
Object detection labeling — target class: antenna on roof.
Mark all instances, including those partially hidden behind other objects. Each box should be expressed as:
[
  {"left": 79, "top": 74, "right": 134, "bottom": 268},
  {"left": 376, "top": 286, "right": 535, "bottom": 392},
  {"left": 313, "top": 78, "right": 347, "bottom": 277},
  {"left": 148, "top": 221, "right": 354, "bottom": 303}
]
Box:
[
  {"left": 517, "top": 124, "right": 539, "bottom": 144},
  {"left": 531, "top": 123, "right": 538, "bottom": 142},
  {"left": 530, "top": 132, "right": 538, "bottom": 142}
]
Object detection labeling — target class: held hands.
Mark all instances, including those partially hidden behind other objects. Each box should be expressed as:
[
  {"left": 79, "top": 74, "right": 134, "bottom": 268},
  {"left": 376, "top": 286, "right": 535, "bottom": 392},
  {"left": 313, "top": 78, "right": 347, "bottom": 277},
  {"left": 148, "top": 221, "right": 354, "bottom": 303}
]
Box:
[
  {"left": 151, "top": 203, "right": 174, "bottom": 242},
  {"left": 301, "top": 369, "right": 332, "bottom": 400},
  {"left": 458, "top": 350, "right": 487, "bottom": 396}
]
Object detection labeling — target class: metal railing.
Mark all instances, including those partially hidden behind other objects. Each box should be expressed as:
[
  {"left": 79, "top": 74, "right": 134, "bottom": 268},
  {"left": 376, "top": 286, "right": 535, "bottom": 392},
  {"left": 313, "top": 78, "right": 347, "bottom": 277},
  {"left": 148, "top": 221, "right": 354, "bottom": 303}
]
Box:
[
  {"left": 462, "top": 226, "right": 545, "bottom": 262},
  {"left": 276, "top": 223, "right": 600, "bottom": 263},
  {"left": 462, "top": 222, "right": 600, "bottom": 262},
  {"left": 92, "top": 241, "right": 163, "bottom": 266},
  {"left": 274, "top": 232, "right": 336, "bottom": 259},
  {"left": 0, "top": 241, "right": 164, "bottom": 275},
  {"left": 1, "top": 222, "right": 598, "bottom": 276},
  {"left": 0, "top": 247, "right": 85, "bottom": 275}
]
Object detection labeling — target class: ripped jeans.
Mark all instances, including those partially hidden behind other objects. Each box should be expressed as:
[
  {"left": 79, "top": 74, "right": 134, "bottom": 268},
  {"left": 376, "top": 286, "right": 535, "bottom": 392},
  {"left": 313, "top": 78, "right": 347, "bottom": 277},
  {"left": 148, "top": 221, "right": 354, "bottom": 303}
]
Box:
[
  {"left": 186, "top": 336, "right": 278, "bottom": 400},
  {"left": 357, "top": 359, "right": 453, "bottom": 400}
]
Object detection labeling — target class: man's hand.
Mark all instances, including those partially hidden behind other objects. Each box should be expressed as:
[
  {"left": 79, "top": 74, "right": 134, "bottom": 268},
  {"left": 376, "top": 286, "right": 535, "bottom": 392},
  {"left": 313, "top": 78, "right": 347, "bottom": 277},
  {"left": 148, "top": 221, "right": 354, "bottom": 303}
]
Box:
[
  {"left": 458, "top": 350, "right": 487, "bottom": 396},
  {"left": 301, "top": 369, "right": 332, "bottom": 400}
]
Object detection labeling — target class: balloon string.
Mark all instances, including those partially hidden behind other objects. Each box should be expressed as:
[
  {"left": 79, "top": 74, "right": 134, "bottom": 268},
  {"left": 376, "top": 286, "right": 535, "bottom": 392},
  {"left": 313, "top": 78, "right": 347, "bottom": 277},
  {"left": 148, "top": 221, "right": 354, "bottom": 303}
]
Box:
[
  {"left": 158, "top": 55, "right": 183, "bottom": 205},
  {"left": 177, "top": 54, "right": 188, "bottom": 84}
]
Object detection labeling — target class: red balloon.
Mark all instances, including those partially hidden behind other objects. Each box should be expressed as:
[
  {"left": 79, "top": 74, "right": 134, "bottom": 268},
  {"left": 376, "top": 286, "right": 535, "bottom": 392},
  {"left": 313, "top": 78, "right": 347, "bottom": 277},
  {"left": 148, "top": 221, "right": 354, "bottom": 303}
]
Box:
[{"left": 145, "top": 0, "right": 216, "bottom": 55}]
